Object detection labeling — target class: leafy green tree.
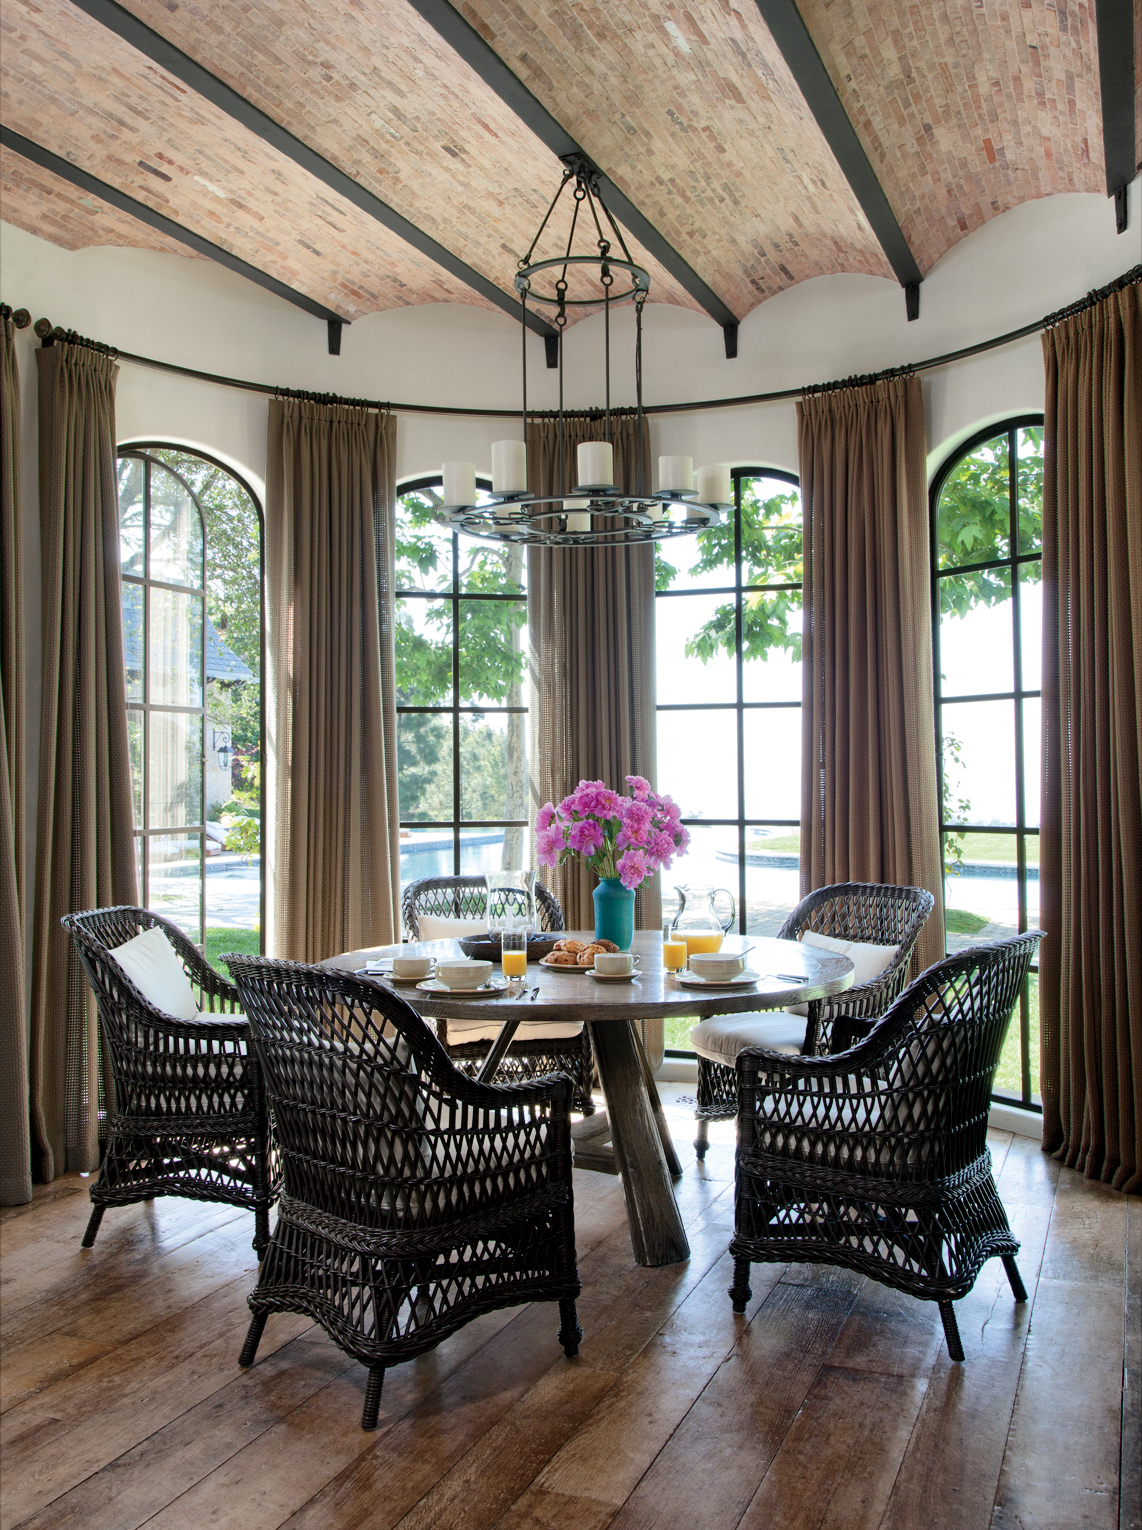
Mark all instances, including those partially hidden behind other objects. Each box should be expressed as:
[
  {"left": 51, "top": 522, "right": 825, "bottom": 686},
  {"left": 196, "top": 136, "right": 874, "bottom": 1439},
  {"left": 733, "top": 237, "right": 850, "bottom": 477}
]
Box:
[
  {"left": 936, "top": 427, "right": 1042, "bottom": 614},
  {"left": 147, "top": 449, "right": 262, "bottom": 796},
  {"left": 395, "top": 488, "right": 527, "bottom": 862},
  {"left": 655, "top": 479, "right": 803, "bottom": 666}
]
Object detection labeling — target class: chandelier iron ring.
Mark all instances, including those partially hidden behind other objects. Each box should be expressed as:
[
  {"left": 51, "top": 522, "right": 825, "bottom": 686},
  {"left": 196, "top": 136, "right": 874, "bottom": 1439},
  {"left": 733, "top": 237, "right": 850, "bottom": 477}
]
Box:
[
  {"left": 445, "top": 490, "right": 727, "bottom": 548},
  {"left": 514, "top": 255, "right": 650, "bottom": 308}
]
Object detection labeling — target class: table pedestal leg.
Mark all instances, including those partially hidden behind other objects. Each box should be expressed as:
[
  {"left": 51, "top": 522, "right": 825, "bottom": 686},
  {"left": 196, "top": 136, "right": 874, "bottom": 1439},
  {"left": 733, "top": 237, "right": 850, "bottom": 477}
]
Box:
[
  {"left": 632, "top": 1023, "right": 683, "bottom": 1178},
  {"left": 587, "top": 1020, "right": 690, "bottom": 1267}
]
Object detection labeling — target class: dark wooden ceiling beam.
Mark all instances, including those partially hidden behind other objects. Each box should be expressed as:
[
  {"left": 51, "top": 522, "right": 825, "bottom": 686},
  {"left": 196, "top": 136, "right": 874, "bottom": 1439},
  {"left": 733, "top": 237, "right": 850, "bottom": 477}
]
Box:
[
  {"left": 1, "top": 126, "right": 347, "bottom": 328},
  {"left": 752, "top": 0, "right": 924, "bottom": 318},
  {"left": 1093, "top": 0, "right": 1137, "bottom": 232},
  {"left": 64, "top": 0, "right": 559, "bottom": 341},
  {"left": 404, "top": 0, "right": 741, "bottom": 358}
]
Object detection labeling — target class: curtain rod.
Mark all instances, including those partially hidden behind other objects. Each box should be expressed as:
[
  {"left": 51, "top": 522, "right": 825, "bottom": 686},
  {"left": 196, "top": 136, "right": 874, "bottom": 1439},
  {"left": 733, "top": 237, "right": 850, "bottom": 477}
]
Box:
[{"left": 5, "top": 265, "right": 1138, "bottom": 418}]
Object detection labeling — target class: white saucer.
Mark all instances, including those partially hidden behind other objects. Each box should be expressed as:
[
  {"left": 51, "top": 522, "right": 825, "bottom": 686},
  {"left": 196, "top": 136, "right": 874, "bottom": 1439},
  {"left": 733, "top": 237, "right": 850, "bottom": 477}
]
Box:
[
  {"left": 587, "top": 969, "right": 639, "bottom": 983},
  {"left": 415, "top": 976, "right": 510, "bottom": 998},
  {"left": 674, "top": 968, "right": 761, "bottom": 988}
]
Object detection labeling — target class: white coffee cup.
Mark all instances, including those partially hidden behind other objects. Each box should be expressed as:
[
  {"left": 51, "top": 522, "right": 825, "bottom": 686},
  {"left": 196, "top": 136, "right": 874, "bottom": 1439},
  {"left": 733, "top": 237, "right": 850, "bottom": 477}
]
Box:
[
  {"left": 392, "top": 954, "right": 434, "bottom": 979},
  {"left": 436, "top": 958, "right": 493, "bottom": 990},
  {"left": 593, "top": 951, "right": 640, "bottom": 976},
  {"left": 689, "top": 951, "right": 746, "bottom": 981}
]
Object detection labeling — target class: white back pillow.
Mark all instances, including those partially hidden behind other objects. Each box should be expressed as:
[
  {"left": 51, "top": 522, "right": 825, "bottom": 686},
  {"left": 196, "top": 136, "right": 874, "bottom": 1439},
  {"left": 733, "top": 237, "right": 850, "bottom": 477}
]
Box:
[
  {"left": 785, "top": 930, "right": 900, "bottom": 1018},
  {"left": 110, "top": 926, "right": 200, "bottom": 1019},
  {"left": 415, "top": 915, "right": 487, "bottom": 942}
]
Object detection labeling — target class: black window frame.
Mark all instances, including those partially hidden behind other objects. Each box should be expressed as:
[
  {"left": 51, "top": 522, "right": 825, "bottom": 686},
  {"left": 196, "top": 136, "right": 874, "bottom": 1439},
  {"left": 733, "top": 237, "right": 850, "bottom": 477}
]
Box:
[
  {"left": 656, "top": 465, "right": 803, "bottom": 1057},
  {"left": 119, "top": 442, "right": 266, "bottom": 949},
  {"left": 930, "top": 415, "right": 1044, "bottom": 1112},
  {"left": 394, "top": 474, "right": 529, "bottom": 877}
]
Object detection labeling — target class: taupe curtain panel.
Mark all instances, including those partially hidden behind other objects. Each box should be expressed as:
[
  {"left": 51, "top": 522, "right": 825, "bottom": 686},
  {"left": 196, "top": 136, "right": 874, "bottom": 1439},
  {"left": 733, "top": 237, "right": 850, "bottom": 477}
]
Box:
[
  {"left": 1040, "top": 272, "right": 1142, "bottom": 1194},
  {"left": 526, "top": 411, "right": 661, "bottom": 938},
  {"left": 1, "top": 314, "right": 31, "bottom": 1204},
  {"left": 797, "top": 373, "right": 945, "bottom": 974},
  {"left": 31, "top": 341, "right": 137, "bottom": 1180},
  {"left": 266, "top": 398, "right": 400, "bottom": 963}
]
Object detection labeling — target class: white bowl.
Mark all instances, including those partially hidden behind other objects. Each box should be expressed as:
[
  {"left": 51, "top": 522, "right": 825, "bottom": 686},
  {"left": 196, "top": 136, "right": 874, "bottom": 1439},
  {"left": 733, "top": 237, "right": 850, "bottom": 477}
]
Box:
[
  {"left": 435, "top": 958, "right": 493, "bottom": 990},
  {"left": 688, "top": 951, "right": 746, "bottom": 981}
]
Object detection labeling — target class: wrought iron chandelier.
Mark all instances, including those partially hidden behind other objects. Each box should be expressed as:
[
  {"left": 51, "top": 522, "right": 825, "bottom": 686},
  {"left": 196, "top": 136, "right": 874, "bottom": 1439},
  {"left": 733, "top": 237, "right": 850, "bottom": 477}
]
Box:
[{"left": 442, "top": 158, "right": 732, "bottom": 547}]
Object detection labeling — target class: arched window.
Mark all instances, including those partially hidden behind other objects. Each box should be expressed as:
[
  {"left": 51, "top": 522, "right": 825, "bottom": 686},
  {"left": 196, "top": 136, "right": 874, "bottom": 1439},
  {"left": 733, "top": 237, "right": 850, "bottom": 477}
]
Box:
[
  {"left": 931, "top": 418, "right": 1043, "bottom": 1108},
  {"left": 393, "top": 476, "right": 528, "bottom": 887},
  {"left": 655, "top": 468, "right": 803, "bottom": 1054},
  {"left": 118, "top": 446, "right": 264, "bottom": 967}
]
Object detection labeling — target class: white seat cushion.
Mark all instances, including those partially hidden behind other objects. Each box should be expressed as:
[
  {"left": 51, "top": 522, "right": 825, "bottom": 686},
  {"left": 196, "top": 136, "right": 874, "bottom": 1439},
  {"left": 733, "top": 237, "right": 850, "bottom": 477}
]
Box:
[
  {"left": 110, "top": 926, "right": 200, "bottom": 1019},
  {"left": 785, "top": 929, "right": 899, "bottom": 1015},
  {"left": 442, "top": 1016, "right": 584, "bottom": 1043},
  {"left": 416, "top": 915, "right": 487, "bottom": 942},
  {"left": 690, "top": 1012, "right": 806, "bottom": 1065}
]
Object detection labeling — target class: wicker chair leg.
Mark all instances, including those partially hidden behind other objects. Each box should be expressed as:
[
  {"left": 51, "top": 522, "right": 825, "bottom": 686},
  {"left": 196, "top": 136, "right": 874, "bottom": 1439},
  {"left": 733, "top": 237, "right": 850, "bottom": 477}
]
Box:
[
  {"left": 1002, "top": 1255, "right": 1028, "bottom": 1302},
  {"left": 729, "top": 1256, "right": 752, "bottom": 1313},
  {"left": 238, "top": 1310, "right": 269, "bottom": 1368},
  {"left": 253, "top": 1206, "right": 270, "bottom": 1259},
  {"left": 81, "top": 1203, "right": 106, "bottom": 1248},
  {"left": 938, "top": 1301, "right": 965, "bottom": 1362},
  {"left": 361, "top": 1364, "right": 386, "bottom": 1431},
  {"left": 558, "top": 1297, "right": 582, "bottom": 1357},
  {"left": 694, "top": 1117, "right": 710, "bottom": 1160}
]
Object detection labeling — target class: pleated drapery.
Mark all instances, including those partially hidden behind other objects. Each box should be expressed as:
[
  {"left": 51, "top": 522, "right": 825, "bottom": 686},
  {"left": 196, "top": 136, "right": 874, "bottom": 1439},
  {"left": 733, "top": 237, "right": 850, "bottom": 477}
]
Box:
[
  {"left": 31, "top": 340, "right": 137, "bottom": 1180},
  {"left": 526, "top": 411, "right": 661, "bottom": 936},
  {"left": 0, "top": 313, "right": 31, "bottom": 1203},
  {"left": 1040, "top": 272, "right": 1142, "bottom": 1194},
  {"left": 266, "top": 398, "right": 401, "bottom": 963},
  {"left": 797, "top": 373, "right": 945, "bottom": 975}
]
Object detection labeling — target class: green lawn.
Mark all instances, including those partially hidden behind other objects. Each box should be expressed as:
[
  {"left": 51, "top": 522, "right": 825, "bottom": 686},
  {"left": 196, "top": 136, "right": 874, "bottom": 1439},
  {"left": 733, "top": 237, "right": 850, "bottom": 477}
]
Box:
[
  {"left": 745, "top": 834, "right": 800, "bottom": 853},
  {"left": 944, "top": 832, "right": 1039, "bottom": 864},
  {"left": 945, "top": 907, "right": 989, "bottom": 934},
  {"left": 204, "top": 925, "right": 260, "bottom": 976}
]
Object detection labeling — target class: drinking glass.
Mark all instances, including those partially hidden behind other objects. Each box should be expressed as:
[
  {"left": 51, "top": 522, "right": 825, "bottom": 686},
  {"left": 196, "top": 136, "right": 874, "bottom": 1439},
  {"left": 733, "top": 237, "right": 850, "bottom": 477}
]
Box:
[
  {"left": 501, "top": 928, "right": 528, "bottom": 981},
  {"left": 663, "top": 931, "right": 688, "bottom": 972}
]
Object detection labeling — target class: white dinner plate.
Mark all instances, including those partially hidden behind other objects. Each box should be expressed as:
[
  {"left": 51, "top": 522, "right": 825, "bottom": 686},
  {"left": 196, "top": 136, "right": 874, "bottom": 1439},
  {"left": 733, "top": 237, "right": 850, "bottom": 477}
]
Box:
[
  {"left": 415, "top": 977, "right": 511, "bottom": 998},
  {"left": 539, "top": 955, "right": 594, "bottom": 973},
  {"left": 674, "top": 968, "right": 762, "bottom": 988}
]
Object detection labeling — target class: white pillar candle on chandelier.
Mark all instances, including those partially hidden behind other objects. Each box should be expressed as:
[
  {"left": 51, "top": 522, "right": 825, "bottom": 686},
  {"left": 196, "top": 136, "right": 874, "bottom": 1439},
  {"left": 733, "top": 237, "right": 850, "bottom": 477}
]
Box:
[
  {"left": 443, "top": 461, "right": 477, "bottom": 508},
  {"left": 563, "top": 499, "right": 591, "bottom": 533},
  {"left": 491, "top": 440, "right": 528, "bottom": 494},
  {"left": 657, "top": 455, "right": 694, "bottom": 494},
  {"left": 696, "top": 464, "right": 733, "bottom": 505},
  {"left": 577, "top": 440, "right": 613, "bottom": 488}
]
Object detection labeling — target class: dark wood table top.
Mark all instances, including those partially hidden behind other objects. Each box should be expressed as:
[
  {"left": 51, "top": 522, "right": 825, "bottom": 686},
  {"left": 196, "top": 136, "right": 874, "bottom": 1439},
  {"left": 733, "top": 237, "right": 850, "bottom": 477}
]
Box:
[{"left": 325, "top": 929, "right": 854, "bottom": 1022}]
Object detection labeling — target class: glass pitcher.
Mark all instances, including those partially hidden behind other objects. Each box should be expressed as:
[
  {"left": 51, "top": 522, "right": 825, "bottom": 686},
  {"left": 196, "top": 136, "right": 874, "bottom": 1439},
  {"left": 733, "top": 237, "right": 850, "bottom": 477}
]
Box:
[
  {"left": 671, "top": 884, "right": 737, "bottom": 954},
  {"left": 483, "top": 869, "right": 537, "bottom": 937}
]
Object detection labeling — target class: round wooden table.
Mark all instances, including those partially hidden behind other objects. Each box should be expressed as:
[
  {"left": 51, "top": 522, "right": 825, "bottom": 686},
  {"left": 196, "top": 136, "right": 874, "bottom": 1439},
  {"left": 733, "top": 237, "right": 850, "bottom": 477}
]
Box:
[{"left": 325, "top": 930, "right": 854, "bottom": 1267}]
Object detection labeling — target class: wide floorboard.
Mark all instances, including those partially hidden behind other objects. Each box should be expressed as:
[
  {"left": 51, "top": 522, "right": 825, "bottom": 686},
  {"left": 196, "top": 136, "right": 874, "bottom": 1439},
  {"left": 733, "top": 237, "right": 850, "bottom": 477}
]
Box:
[{"left": 2, "top": 1088, "right": 1138, "bottom": 1530}]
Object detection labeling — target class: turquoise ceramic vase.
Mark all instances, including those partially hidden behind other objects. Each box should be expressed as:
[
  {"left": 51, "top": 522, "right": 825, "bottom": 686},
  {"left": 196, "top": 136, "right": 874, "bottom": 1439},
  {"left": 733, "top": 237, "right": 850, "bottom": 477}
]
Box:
[{"left": 592, "top": 877, "right": 635, "bottom": 950}]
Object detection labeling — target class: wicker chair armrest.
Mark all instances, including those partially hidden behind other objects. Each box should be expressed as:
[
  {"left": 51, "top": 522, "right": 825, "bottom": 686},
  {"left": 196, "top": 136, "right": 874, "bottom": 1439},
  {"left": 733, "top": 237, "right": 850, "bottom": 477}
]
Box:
[
  {"left": 425, "top": 1058, "right": 576, "bottom": 1114},
  {"left": 118, "top": 1004, "right": 251, "bottom": 1046}
]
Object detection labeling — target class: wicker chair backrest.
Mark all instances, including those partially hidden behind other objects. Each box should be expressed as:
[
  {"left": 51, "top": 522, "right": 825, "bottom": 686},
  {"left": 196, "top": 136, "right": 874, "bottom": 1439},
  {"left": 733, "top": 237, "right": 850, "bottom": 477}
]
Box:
[
  {"left": 62, "top": 906, "right": 248, "bottom": 1119},
  {"left": 225, "top": 955, "right": 562, "bottom": 1229},
  {"left": 743, "top": 932, "right": 1040, "bottom": 1184},
  {"left": 778, "top": 881, "right": 934, "bottom": 951},
  {"left": 402, "top": 877, "right": 565, "bottom": 939}
]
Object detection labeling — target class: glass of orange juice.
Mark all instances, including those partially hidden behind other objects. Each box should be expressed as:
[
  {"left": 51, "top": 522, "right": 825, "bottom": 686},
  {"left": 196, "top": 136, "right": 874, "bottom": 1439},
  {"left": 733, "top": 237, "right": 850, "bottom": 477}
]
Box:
[
  {"left": 501, "top": 929, "right": 528, "bottom": 980},
  {"left": 663, "top": 925, "right": 688, "bottom": 972}
]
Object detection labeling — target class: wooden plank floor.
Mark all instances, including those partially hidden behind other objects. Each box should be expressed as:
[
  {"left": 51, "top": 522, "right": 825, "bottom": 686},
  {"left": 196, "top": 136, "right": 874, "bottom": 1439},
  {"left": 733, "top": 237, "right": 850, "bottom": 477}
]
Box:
[{"left": 2, "top": 1087, "right": 1138, "bottom": 1530}]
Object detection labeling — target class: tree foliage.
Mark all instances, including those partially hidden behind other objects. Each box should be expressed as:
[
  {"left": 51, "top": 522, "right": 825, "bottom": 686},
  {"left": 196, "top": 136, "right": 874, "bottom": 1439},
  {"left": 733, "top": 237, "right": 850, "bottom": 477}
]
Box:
[
  {"left": 936, "top": 427, "right": 1042, "bottom": 616},
  {"left": 394, "top": 488, "right": 526, "bottom": 831},
  {"left": 655, "top": 478, "right": 803, "bottom": 666},
  {"left": 147, "top": 449, "right": 262, "bottom": 788}
]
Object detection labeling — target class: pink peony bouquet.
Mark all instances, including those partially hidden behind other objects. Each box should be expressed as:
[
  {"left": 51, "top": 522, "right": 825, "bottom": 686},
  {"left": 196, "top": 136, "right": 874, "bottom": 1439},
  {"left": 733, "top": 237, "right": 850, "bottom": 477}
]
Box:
[{"left": 535, "top": 776, "right": 690, "bottom": 890}]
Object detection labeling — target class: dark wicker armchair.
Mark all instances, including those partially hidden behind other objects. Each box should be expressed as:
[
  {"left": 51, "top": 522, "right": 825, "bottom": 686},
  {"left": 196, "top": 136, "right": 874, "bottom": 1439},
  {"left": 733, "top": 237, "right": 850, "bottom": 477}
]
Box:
[
  {"left": 61, "top": 906, "right": 276, "bottom": 1256},
  {"left": 402, "top": 876, "right": 595, "bottom": 1115},
  {"left": 730, "top": 931, "right": 1043, "bottom": 1361},
  {"left": 694, "top": 882, "right": 934, "bottom": 1156},
  {"left": 224, "top": 954, "right": 582, "bottom": 1431}
]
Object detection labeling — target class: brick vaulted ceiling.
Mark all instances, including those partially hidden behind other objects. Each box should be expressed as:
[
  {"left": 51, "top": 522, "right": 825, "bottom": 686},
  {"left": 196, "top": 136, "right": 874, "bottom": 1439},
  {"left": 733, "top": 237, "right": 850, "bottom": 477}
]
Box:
[{"left": 0, "top": 0, "right": 1131, "bottom": 332}]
